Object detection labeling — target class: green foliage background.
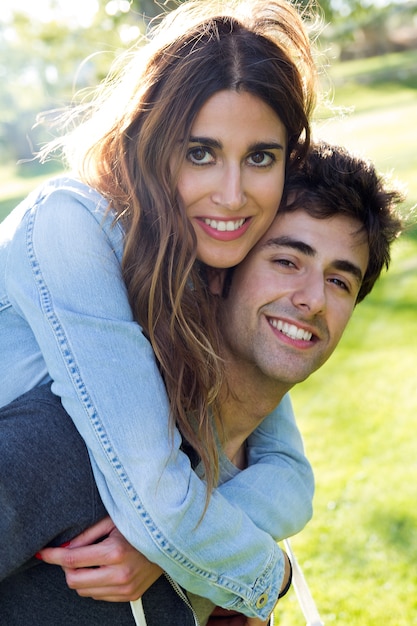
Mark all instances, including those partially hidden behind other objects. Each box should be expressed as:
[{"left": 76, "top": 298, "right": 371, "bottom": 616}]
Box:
[
  {"left": 275, "top": 51, "right": 417, "bottom": 625},
  {"left": 0, "top": 2, "right": 416, "bottom": 624},
  {"left": 1, "top": 50, "right": 416, "bottom": 624}
]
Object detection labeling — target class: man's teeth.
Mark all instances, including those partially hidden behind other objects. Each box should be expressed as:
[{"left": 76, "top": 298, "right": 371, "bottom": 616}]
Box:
[
  {"left": 269, "top": 319, "right": 313, "bottom": 341},
  {"left": 203, "top": 218, "right": 246, "bottom": 232}
]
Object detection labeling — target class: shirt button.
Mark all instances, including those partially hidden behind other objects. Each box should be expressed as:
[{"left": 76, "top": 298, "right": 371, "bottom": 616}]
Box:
[{"left": 256, "top": 592, "right": 269, "bottom": 608}]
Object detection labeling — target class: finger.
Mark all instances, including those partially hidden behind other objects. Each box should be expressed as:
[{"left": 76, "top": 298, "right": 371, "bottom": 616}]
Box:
[
  {"left": 63, "top": 564, "right": 117, "bottom": 589},
  {"left": 63, "top": 560, "right": 163, "bottom": 601},
  {"left": 39, "top": 542, "right": 111, "bottom": 568},
  {"left": 63, "top": 566, "right": 143, "bottom": 601},
  {"left": 70, "top": 579, "right": 141, "bottom": 602},
  {"left": 81, "top": 590, "right": 140, "bottom": 603},
  {"left": 67, "top": 516, "right": 115, "bottom": 548}
]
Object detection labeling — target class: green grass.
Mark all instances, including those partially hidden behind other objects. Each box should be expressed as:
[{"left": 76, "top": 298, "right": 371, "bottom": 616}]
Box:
[
  {"left": 1, "top": 49, "right": 417, "bottom": 626},
  {"left": 0, "top": 160, "right": 63, "bottom": 223},
  {"left": 314, "top": 49, "right": 417, "bottom": 211},
  {"left": 276, "top": 237, "right": 417, "bottom": 625},
  {"left": 274, "top": 50, "right": 417, "bottom": 626}
]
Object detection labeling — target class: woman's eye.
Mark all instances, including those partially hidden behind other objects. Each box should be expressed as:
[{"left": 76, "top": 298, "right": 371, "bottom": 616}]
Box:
[
  {"left": 186, "top": 147, "right": 214, "bottom": 165},
  {"left": 248, "top": 151, "right": 275, "bottom": 167}
]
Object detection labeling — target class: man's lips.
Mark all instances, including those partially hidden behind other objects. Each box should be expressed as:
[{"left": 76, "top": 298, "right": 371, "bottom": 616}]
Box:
[{"left": 268, "top": 317, "right": 314, "bottom": 342}]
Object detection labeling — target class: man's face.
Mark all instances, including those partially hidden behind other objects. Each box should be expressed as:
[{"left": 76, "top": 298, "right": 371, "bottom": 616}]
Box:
[{"left": 221, "top": 209, "right": 370, "bottom": 388}]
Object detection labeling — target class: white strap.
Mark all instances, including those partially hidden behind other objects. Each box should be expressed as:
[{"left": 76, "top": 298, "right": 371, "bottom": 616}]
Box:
[
  {"left": 283, "top": 539, "right": 324, "bottom": 626},
  {"left": 130, "top": 598, "right": 147, "bottom": 626}
]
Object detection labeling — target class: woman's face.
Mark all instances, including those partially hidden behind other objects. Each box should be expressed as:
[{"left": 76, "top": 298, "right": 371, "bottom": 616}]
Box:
[{"left": 176, "top": 90, "right": 287, "bottom": 268}]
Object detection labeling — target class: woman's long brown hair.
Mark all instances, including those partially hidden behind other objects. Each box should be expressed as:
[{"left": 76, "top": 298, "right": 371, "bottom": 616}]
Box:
[{"left": 41, "top": 0, "right": 318, "bottom": 499}]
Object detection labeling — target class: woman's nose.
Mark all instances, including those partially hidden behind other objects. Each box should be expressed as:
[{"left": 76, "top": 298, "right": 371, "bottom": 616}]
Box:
[{"left": 211, "top": 165, "right": 247, "bottom": 211}]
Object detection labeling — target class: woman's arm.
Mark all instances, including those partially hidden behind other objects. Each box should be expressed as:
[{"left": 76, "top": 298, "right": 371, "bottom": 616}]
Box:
[
  {"left": 39, "top": 517, "right": 163, "bottom": 602},
  {"left": 38, "top": 397, "right": 310, "bottom": 602},
  {"left": 218, "top": 394, "right": 314, "bottom": 540},
  {"left": 38, "top": 397, "right": 311, "bottom": 603},
  {"left": 5, "top": 180, "right": 283, "bottom": 619}
]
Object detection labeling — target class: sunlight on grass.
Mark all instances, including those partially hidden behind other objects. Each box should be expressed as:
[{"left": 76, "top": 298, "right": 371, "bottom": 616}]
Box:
[
  {"left": 326, "top": 49, "right": 417, "bottom": 85},
  {"left": 314, "top": 100, "right": 417, "bottom": 210},
  {"left": 276, "top": 236, "right": 417, "bottom": 625},
  {"left": 1, "top": 50, "right": 416, "bottom": 626},
  {"left": 0, "top": 161, "right": 64, "bottom": 223},
  {"left": 315, "top": 49, "right": 417, "bottom": 211},
  {"left": 275, "top": 52, "right": 417, "bottom": 626}
]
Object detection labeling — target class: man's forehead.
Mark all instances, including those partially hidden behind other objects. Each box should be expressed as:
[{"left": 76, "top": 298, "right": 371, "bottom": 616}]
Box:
[
  {"left": 254, "top": 209, "right": 364, "bottom": 250},
  {"left": 251, "top": 210, "right": 303, "bottom": 252}
]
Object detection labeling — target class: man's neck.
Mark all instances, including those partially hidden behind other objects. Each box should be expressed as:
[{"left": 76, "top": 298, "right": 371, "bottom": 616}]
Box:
[{"left": 217, "top": 359, "right": 291, "bottom": 467}]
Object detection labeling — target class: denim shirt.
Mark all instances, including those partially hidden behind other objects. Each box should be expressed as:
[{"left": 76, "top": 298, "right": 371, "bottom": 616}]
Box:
[{"left": 0, "top": 177, "right": 314, "bottom": 619}]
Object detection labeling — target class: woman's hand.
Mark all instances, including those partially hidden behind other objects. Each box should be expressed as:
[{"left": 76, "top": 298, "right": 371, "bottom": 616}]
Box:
[
  {"left": 207, "top": 607, "right": 271, "bottom": 625},
  {"left": 38, "top": 516, "right": 163, "bottom": 602},
  {"left": 206, "top": 549, "right": 291, "bottom": 625}
]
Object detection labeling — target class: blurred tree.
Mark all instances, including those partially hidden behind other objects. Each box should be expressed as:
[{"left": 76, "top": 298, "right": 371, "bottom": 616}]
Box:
[
  {"left": 1, "top": 0, "right": 415, "bottom": 165},
  {"left": 297, "top": 0, "right": 389, "bottom": 23},
  {"left": 319, "top": 1, "right": 417, "bottom": 59},
  {"left": 131, "top": 0, "right": 186, "bottom": 19},
  {"left": 0, "top": 0, "right": 194, "bottom": 163},
  {"left": 1, "top": 1, "right": 142, "bottom": 163}
]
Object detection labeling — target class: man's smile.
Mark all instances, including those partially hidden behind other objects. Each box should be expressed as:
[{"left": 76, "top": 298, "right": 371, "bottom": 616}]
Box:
[{"left": 267, "top": 317, "right": 313, "bottom": 342}]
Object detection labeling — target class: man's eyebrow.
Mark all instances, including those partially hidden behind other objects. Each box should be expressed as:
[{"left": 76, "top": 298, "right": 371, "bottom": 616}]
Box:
[
  {"left": 262, "top": 236, "right": 364, "bottom": 285},
  {"left": 262, "top": 236, "right": 315, "bottom": 257},
  {"left": 332, "top": 260, "right": 364, "bottom": 286},
  {"left": 188, "top": 136, "right": 285, "bottom": 152}
]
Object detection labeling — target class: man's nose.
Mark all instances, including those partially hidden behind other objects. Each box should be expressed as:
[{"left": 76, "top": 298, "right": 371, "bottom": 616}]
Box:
[
  {"left": 292, "top": 273, "right": 326, "bottom": 316},
  {"left": 211, "top": 164, "right": 247, "bottom": 211}
]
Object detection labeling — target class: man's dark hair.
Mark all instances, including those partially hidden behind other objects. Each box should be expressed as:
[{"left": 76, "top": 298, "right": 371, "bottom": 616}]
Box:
[{"left": 281, "top": 141, "right": 404, "bottom": 302}]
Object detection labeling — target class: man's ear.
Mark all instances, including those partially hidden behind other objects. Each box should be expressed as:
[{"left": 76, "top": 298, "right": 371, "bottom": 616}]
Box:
[{"left": 206, "top": 268, "right": 227, "bottom": 295}]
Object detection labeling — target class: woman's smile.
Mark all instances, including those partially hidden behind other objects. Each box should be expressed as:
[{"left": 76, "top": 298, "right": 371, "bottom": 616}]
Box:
[{"left": 177, "top": 89, "right": 287, "bottom": 268}]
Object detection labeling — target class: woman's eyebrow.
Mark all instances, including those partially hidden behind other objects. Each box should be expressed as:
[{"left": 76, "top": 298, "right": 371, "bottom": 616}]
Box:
[
  {"left": 247, "top": 141, "right": 285, "bottom": 153},
  {"left": 188, "top": 137, "right": 285, "bottom": 152},
  {"left": 188, "top": 136, "right": 221, "bottom": 149}
]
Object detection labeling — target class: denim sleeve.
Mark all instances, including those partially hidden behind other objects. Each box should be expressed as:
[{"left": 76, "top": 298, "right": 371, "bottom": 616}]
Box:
[
  {"left": 5, "top": 185, "right": 283, "bottom": 619},
  {"left": 217, "top": 393, "right": 314, "bottom": 540}
]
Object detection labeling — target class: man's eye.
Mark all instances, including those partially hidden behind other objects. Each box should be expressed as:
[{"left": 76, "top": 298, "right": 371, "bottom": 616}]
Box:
[
  {"left": 329, "top": 277, "right": 349, "bottom": 292},
  {"left": 274, "top": 258, "right": 295, "bottom": 268},
  {"left": 248, "top": 151, "right": 275, "bottom": 167},
  {"left": 186, "top": 147, "right": 214, "bottom": 165}
]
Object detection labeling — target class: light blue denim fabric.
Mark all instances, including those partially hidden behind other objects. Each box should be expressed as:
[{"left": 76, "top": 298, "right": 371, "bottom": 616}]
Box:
[{"left": 0, "top": 177, "right": 314, "bottom": 619}]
